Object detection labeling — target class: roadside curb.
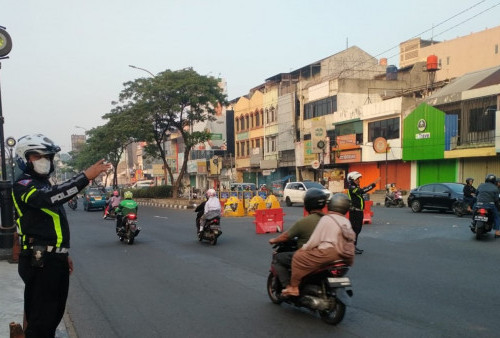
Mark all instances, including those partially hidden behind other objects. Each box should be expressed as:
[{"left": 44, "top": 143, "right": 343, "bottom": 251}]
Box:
[{"left": 136, "top": 201, "right": 194, "bottom": 209}]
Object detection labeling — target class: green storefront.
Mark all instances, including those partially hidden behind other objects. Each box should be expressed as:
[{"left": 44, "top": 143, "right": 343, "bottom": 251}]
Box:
[{"left": 403, "top": 103, "right": 457, "bottom": 185}]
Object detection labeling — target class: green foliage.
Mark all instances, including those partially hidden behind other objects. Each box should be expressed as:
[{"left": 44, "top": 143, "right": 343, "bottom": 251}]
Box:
[
  {"left": 111, "top": 67, "right": 227, "bottom": 197},
  {"left": 129, "top": 186, "right": 173, "bottom": 198}
]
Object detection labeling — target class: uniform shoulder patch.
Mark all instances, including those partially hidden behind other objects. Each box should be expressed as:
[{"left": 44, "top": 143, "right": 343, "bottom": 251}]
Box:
[{"left": 18, "top": 179, "right": 33, "bottom": 186}]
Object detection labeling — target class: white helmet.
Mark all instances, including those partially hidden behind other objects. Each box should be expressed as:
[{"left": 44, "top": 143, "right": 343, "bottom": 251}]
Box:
[
  {"left": 347, "top": 171, "right": 362, "bottom": 182},
  {"left": 206, "top": 188, "right": 216, "bottom": 197},
  {"left": 15, "top": 134, "right": 61, "bottom": 173}
]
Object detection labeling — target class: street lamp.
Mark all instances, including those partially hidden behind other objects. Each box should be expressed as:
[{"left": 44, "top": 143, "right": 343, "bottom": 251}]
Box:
[
  {"left": 5, "top": 136, "right": 16, "bottom": 182},
  {"left": 128, "top": 65, "right": 155, "bottom": 77}
]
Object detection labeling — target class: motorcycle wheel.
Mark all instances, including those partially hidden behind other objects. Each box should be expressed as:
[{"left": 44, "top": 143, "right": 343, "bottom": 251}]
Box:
[
  {"left": 266, "top": 272, "right": 283, "bottom": 304},
  {"left": 384, "top": 199, "right": 391, "bottom": 208},
  {"left": 210, "top": 236, "right": 217, "bottom": 246},
  {"left": 127, "top": 230, "right": 135, "bottom": 245},
  {"left": 318, "top": 300, "right": 346, "bottom": 325},
  {"left": 452, "top": 201, "right": 465, "bottom": 217},
  {"left": 475, "top": 222, "right": 484, "bottom": 240},
  {"left": 398, "top": 200, "right": 405, "bottom": 208}
]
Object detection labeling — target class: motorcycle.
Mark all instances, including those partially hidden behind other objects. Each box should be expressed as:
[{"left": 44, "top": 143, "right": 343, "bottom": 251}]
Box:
[
  {"left": 195, "top": 202, "right": 222, "bottom": 246},
  {"left": 453, "top": 199, "right": 471, "bottom": 217},
  {"left": 117, "top": 213, "right": 141, "bottom": 245},
  {"left": 267, "top": 241, "right": 353, "bottom": 325},
  {"left": 469, "top": 203, "right": 494, "bottom": 240},
  {"left": 103, "top": 204, "right": 118, "bottom": 219},
  {"left": 385, "top": 189, "right": 405, "bottom": 207},
  {"left": 67, "top": 196, "right": 77, "bottom": 210}
]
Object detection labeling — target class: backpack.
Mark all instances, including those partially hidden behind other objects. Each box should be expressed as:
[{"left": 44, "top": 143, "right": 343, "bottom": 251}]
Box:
[{"left": 325, "top": 214, "right": 356, "bottom": 263}]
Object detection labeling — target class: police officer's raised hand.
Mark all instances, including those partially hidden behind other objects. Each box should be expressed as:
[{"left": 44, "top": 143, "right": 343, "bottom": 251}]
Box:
[{"left": 84, "top": 159, "right": 112, "bottom": 180}]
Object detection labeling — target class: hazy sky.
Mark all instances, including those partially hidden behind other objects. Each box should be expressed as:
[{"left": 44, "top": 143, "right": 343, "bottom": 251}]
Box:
[{"left": 1, "top": 0, "right": 499, "bottom": 152}]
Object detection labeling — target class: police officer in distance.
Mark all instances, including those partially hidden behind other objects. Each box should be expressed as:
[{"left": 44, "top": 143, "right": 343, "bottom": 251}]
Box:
[{"left": 12, "top": 134, "right": 110, "bottom": 337}]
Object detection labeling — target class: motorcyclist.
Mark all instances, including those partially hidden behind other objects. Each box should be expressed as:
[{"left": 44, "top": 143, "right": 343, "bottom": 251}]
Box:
[
  {"left": 103, "top": 190, "right": 122, "bottom": 218},
  {"left": 347, "top": 171, "right": 379, "bottom": 254},
  {"left": 282, "top": 193, "right": 355, "bottom": 297},
  {"left": 475, "top": 174, "right": 500, "bottom": 237},
  {"left": 198, "top": 188, "right": 221, "bottom": 234},
  {"left": 115, "top": 191, "right": 138, "bottom": 234},
  {"left": 463, "top": 178, "right": 477, "bottom": 213},
  {"left": 268, "top": 188, "right": 328, "bottom": 289}
]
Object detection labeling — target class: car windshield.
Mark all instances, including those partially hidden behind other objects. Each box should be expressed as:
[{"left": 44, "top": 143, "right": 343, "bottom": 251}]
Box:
[
  {"left": 87, "top": 190, "right": 103, "bottom": 196},
  {"left": 303, "top": 182, "right": 325, "bottom": 189}
]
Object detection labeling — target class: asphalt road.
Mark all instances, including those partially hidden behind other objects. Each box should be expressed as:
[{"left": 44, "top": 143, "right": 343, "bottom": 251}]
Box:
[{"left": 64, "top": 204, "right": 500, "bottom": 338}]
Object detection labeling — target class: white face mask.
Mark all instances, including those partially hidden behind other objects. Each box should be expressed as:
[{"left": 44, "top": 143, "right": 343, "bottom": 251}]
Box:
[{"left": 32, "top": 157, "right": 51, "bottom": 175}]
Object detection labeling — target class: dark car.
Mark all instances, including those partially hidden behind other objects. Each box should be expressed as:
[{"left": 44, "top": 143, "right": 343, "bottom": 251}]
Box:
[
  {"left": 407, "top": 182, "right": 465, "bottom": 213},
  {"left": 82, "top": 187, "right": 107, "bottom": 211}
]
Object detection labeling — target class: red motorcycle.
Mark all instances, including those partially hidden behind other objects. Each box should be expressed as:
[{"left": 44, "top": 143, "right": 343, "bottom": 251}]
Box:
[
  {"left": 267, "top": 241, "right": 353, "bottom": 325},
  {"left": 117, "top": 213, "right": 141, "bottom": 245}
]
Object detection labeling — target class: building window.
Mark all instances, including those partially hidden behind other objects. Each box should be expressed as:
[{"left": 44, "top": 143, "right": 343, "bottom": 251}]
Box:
[
  {"left": 236, "top": 118, "right": 240, "bottom": 132},
  {"left": 245, "top": 115, "right": 249, "bottom": 131},
  {"left": 256, "top": 138, "right": 260, "bottom": 148},
  {"left": 470, "top": 106, "right": 496, "bottom": 132},
  {"left": 496, "top": 44, "right": 499, "bottom": 54},
  {"left": 255, "top": 111, "right": 260, "bottom": 127},
  {"left": 246, "top": 140, "right": 250, "bottom": 156},
  {"left": 267, "top": 136, "right": 276, "bottom": 152},
  {"left": 367, "top": 117, "right": 400, "bottom": 142},
  {"left": 240, "top": 117, "right": 245, "bottom": 131},
  {"left": 304, "top": 96, "right": 337, "bottom": 120},
  {"left": 446, "top": 56, "right": 450, "bottom": 65}
]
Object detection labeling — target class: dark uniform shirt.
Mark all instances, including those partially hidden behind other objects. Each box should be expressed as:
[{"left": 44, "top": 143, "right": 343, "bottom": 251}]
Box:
[
  {"left": 348, "top": 182, "right": 376, "bottom": 210},
  {"left": 12, "top": 172, "right": 89, "bottom": 249}
]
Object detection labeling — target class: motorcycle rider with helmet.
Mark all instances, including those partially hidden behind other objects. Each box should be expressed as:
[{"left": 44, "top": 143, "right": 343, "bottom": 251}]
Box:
[
  {"left": 198, "top": 188, "right": 221, "bottom": 234},
  {"left": 282, "top": 193, "right": 355, "bottom": 297},
  {"left": 268, "top": 188, "right": 328, "bottom": 290},
  {"left": 104, "top": 190, "right": 122, "bottom": 219},
  {"left": 475, "top": 174, "right": 500, "bottom": 237},
  {"left": 12, "top": 134, "right": 110, "bottom": 337},
  {"left": 115, "top": 191, "right": 138, "bottom": 234},
  {"left": 463, "top": 177, "right": 477, "bottom": 213},
  {"left": 347, "top": 171, "right": 379, "bottom": 254}
]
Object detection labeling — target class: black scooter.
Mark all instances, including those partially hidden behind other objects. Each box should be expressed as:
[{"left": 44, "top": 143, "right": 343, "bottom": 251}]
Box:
[
  {"left": 267, "top": 241, "right": 353, "bottom": 325},
  {"left": 195, "top": 202, "right": 222, "bottom": 246},
  {"left": 470, "top": 203, "right": 495, "bottom": 240}
]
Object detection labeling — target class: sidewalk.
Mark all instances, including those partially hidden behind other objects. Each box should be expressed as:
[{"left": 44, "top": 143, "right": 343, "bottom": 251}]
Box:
[{"left": 0, "top": 260, "right": 70, "bottom": 338}]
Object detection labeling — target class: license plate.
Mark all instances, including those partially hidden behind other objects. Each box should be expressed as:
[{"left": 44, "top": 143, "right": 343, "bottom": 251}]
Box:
[
  {"left": 327, "top": 277, "right": 351, "bottom": 287},
  {"left": 474, "top": 215, "right": 488, "bottom": 222},
  {"left": 94, "top": 197, "right": 101, "bottom": 201}
]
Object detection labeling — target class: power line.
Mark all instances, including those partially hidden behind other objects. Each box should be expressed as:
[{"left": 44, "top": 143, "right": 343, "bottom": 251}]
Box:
[{"left": 341, "top": 1, "right": 498, "bottom": 75}]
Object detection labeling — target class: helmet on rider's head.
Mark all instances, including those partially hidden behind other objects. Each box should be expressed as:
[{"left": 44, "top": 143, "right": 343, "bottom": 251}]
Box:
[
  {"left": 347, "top": 171, "right": 362, "bottom": 182},
  {"left": 466, "top": 177, "right": 474, "bottom": 184},
  {"left": 485, "top": 174, "right": 496, "bottom": 184},
  {"left": 124, "top": 191, "right": 133, "bottom": 199},
  {"left": 206, "top": 188, "right": 216, "bottom": 197},
  {"left": 14, "top": 134, "right": 61, "bottom": 174},
  {"left": 113, "top": 190, "right": 119, "bottom": 196},
  {"left": 303, "top": 188, "right": 328, "bottom": 212},
  {"left": 327, "top": 193, "right": 351, "bottom": 215}
]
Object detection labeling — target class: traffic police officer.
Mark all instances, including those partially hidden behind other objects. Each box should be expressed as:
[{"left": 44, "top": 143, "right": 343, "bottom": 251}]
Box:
[{"left": 12, "top": 134, "right": 110, "bottom": 337}]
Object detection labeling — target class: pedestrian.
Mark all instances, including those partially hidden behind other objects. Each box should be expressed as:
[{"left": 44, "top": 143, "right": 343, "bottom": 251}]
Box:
[
  {"left": 346, "top": 171, "right": 380, "bottom": 254},
  {"left": 12, "top": 134, "right": 111, "bottom": 337}
]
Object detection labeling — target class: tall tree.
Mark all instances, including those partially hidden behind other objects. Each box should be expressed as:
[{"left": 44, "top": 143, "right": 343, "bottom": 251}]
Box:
[{"left": 113, "top": 68, "right": 227, "bottom": 197}]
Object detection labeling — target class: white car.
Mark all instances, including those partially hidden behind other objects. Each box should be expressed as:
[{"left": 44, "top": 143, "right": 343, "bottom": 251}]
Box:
[
  {"left": 130, "top": 180, "right": 154, "bottom": 189},
  {"left": 283, "top": 181, "right": 332, "bottom": 206}
]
